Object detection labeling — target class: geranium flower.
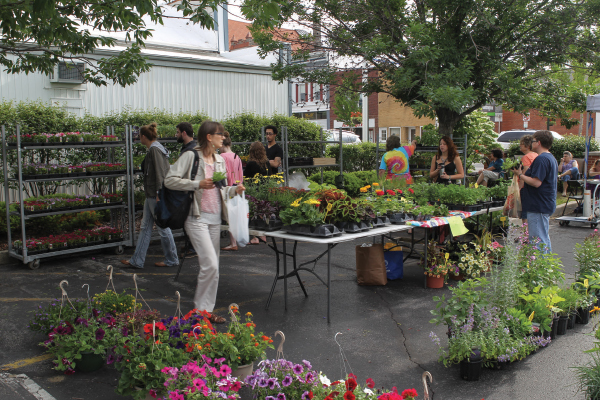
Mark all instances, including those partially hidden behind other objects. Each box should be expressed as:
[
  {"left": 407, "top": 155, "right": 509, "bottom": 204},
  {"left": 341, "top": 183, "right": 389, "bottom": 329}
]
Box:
[
  {"left": 401, "top": 388, "right": 418, "bottom": 399},
  {"left": 366, "top": 378, "right": 375, "bottom": 388}
]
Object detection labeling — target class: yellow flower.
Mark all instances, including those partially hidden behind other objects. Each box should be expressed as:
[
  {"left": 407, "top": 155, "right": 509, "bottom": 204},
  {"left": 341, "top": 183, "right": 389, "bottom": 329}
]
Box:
[
  {"left": 360, "top": 187, "right": 368, "bottom": 193},
  {"left": 326, "top": 203, "right": 333, "bottom": 212},
  {"left": 290, "top": 199, "right": 301, "bottom": 208},
  {"left": 528, "top": 311, "right": 535, "bottom": 321},
  {"left": 372, "top": 183, "right": 379, "bottom": 187}
]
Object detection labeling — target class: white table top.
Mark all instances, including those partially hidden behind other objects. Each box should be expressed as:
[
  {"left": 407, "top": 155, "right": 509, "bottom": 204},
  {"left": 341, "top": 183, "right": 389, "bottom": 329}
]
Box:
[{"left": 253, "top": 224, "right": 412, "bottom": 244}]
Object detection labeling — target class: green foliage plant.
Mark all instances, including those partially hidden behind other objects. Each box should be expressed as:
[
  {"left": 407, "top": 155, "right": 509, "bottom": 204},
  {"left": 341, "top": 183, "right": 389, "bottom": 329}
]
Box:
[
  {"left": 575, "top": 231, "right": 600, "bottom": 278},
  {"left": 28, "top": 298, "right": 91, "bottom": 334}
]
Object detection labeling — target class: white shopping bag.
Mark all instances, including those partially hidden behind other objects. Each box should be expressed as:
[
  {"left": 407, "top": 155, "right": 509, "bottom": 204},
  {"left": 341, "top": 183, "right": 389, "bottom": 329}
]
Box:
[{"left": 226, "top": 193, "right": 250, "bottom": 247}]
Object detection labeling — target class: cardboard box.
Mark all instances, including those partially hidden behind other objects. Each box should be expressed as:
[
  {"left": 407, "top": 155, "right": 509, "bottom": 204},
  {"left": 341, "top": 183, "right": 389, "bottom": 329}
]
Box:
[{"left": 312, "top": 157, "right": 336, "bottom": 165}]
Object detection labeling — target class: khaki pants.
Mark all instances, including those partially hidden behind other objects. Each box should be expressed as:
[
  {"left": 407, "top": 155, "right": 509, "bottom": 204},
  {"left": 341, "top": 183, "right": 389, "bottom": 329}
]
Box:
[{"left": 185, "top": 217, "right": 220, "bottom": 312}]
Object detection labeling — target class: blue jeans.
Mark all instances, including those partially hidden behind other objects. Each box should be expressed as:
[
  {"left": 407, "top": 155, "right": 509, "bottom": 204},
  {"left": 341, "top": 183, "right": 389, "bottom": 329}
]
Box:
[
  {"left": 561, "top": 167, "right": 579, "bottom": 181},
  {"left": 129, "top": 198, "right": 179, "bottom": 268},
  {"left": 527, "top": 212, "right": 551, "bottom": 253}
]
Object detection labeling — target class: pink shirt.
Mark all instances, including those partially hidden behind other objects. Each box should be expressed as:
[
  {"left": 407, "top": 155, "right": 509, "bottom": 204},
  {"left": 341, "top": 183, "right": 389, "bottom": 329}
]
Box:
[
  {"left": 201, "top": 164, "right": 220, "bottom": 216},
  {"left": 220, "top": 152, "right": 243, "bottom": 186}
]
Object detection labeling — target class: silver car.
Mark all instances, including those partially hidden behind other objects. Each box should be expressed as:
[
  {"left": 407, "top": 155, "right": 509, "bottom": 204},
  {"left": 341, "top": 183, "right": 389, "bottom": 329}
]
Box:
[{"left": 495, "top": 129, "right": 563, "bottom": 149}]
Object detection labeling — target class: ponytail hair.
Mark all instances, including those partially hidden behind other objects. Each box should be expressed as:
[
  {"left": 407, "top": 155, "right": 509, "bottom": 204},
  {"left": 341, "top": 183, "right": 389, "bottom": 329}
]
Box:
[
  {"left": 222, "top": 131, "right": 232, "bottom": 147},
  {"left": 140, "top": 122, "right": 158, "bottom": 141}
]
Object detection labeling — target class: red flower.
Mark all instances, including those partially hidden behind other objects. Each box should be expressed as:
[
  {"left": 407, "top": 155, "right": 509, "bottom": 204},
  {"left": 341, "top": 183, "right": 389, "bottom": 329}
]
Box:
[
  {"left": 308, "top": 392, "right": 314, "bottom": 399},
  {"left": 386, "top": 190, "right": 395, "bottom": 196},
  {"left": 366, "top": 378, "right": 375, "bottom": 388},
  {"left": 376, "top": 190, "right": 384, "bottom": 196},
  {"left": 396, "top": 189, "right": 403, "bottom": 194},
  {"left": 345, "top": 377, "right": 357, "bottom": 392},
  {"left": 408, "top": 188, "right": 414, "bottom": 194},
  {"left": 331, "top": 381, "right": 341, "bottom": 386},
  {"left": 327, "top": 391, "right": 340, "bottom": 399},
  {"left": 343, "top": 391, "right": 355, "bottom": 400},
  {"left": 401, "top": 389, "right": 418, "bottom": 399}
]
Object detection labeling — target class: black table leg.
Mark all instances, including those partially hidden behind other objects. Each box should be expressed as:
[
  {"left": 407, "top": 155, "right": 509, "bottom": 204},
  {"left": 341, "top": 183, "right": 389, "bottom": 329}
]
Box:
[
  {"left": 265, "top": 237, "right": 280, "bottom": 309},
  {"left": 327, "top": 243, "right": 331, "bottom": 323},
  {"left": 283, "top": 238, "right": 288, "bottom": 310}
]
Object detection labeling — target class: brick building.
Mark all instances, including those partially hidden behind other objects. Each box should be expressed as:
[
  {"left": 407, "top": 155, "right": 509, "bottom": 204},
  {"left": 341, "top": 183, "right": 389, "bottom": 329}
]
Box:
[{"left": 497, "top": 109, "right": 585, "bottom": 136}]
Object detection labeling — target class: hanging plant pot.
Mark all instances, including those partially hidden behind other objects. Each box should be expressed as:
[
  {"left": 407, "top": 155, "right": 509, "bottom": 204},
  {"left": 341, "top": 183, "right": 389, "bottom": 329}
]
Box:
[
  {"left": 231, "top": 362, "right": 254, "bottom": 381},
  {"left": 426, "top": 275, "right": 445, "bottom": 289},
  {"left": 577, "top": 306, "right": 591, "bottom": 325},
  {"left": 557, "top": 315, "right": 569, "bottom": 335},
  {"left": 460, "top": 349, "right": 482, "bottom": 381},
  {"left": 568, "top": 311, "right": 577, "bottom": 329},
  {"left": 75, "top": 351, "right": 104, "bottom": 372}
]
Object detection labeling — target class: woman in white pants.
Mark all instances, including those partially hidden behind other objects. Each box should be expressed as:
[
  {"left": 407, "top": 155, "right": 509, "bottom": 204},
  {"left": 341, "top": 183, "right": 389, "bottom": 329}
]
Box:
[{"left": 164, "top": 121, "right": 245, "bottom": 323}]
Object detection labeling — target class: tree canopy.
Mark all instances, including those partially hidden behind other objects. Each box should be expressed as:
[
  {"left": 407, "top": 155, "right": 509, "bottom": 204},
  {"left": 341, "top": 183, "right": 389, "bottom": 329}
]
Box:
[
  {"left": 248, "top": 0, "right": 600, "bottom": 135},
  {"left": 0, "top": 0, "right": 281, "bottom": 86}
]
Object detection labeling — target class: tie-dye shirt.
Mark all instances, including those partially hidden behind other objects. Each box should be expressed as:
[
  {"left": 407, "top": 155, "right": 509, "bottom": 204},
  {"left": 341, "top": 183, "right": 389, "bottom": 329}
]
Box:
[{"left": 379, "top": 144, "right": 416, "bottom": 183}]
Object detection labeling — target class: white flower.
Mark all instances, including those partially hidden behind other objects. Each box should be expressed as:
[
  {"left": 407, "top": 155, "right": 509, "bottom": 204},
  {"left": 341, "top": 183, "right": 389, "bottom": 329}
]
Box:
[
  {"left": 319, "top": 373, "right": 331, "bottom": 386},
  {"left": 364, "top": 388, "right": 374, "bottom": 395}
]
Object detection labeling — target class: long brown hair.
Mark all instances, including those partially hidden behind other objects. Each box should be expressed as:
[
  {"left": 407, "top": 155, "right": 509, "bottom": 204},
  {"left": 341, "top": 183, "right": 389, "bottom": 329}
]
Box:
[
  {"left": 437, "top": 136, "right": 458, "bottom": 161},
  {"left": 222, "top": 131, "right": 232, "bottom": 147},
  {"left": 248, "top": 141, "right": 268, "bottom": 165},
  {"left": 197, "top": 121, "right": 224, "bottom": 152}
]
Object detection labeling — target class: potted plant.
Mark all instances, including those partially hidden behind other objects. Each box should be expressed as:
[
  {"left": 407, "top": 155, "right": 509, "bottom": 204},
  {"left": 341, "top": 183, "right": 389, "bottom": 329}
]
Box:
[
  {"left": 423, "top": 243, "right": 454, "bottom": 288},
  {"left": 41, "top": 312, "right": 120, "bottom": 374},
  {"left": 92, "top": 289, "right": 140, "bottom": 316},
  {"left": 557, "top": 287, "right": 579, "bottom": 334},
  {"left": 280, "top": 197, "right": 340, "bottom": 237},
  {"left": 455, "top": 242, "right": 492, "bottom": 278},
  {"left": 25, "top": 239, "right": 47, "bottom": 255},
  {"left": 28, "top": 297, "right": 91, "bottom": 334},
  {"left": 247, "top": 196, "right": 283, "bottom": 231},
  {"left": 162, "top": 358, "right": 242, "bottom": 399}
]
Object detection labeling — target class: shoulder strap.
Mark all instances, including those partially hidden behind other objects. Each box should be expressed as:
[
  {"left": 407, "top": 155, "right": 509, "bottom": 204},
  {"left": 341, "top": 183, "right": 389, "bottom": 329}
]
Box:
[
  {"left": 190, "top": 150, "right": 200, "bottom": 180},
  {"left": 234, "top": 153, "right": 238, "bottom": 159}
]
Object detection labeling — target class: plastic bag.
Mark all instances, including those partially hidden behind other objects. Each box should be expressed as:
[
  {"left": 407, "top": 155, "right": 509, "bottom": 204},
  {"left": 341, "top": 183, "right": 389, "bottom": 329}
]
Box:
[
  {"left": 226, "top": 193, "right": 249, "bottom": 247},
  {"left": 503, "top": 175, "right": 522, "bottom": 218}
]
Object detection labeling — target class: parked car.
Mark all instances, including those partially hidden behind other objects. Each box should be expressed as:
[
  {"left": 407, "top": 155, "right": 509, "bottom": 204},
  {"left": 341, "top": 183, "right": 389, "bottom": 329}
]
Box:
[
  {"left": 495, "top": 129, "right": 563, "bottom": 149},
  {"left": 325, "top": 130, "right": 362, "bottom": 144}
]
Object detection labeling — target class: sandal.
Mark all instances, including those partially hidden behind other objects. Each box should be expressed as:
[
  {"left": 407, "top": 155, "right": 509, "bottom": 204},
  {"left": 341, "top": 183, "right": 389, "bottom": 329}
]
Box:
[
  {"left": 208, "top": 313, "right": 226, "bottom": 324},
  {"left": 221, "top": 245, "right": 238, "bottom": 251}
]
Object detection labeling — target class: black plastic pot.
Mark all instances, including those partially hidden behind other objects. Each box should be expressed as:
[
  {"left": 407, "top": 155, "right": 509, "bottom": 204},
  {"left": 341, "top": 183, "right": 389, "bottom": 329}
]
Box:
[
  {"left": 460, "top": 350, "right": 482, "bottom": 381},
  {"left": 549, "top": 317, "right": 559, "bottom": 340},
  {"left": 557, "top": 315, "right": 569, "bottom": 335},
  {"left": 577, "top": 307, "right": 591, "bottom": 325},
  {"left": 282, "top": 224, "right": 341, "bottom": 237},
  {"left": 213, "top": 179, "right": 226, "bottom": 189},
  {"left": 568, "top": 311, "right": 576, "bottom": 329},
  {"left": 387, "top": 213, "right": 404, "bottom": 224},
  {"left": 248, "top": 217, "right": 283, "bottom": 232}
]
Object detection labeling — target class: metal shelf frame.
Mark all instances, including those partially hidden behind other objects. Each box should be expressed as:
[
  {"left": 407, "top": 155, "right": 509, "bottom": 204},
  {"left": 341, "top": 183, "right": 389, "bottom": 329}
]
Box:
[{"left": 2, "top": 125, "right": 134, "bottom": 267}]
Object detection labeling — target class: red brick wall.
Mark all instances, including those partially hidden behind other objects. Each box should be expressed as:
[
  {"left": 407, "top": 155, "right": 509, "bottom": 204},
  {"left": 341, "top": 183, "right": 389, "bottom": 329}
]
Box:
[{"left": 498, "top": 109, "right": 584, "bottom": 136}]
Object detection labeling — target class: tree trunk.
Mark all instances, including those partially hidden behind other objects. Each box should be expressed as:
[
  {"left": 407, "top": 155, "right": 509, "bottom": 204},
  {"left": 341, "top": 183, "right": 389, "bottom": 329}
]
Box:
[{"left": 436, "top": 108, "right": 462, "bottom": 137}]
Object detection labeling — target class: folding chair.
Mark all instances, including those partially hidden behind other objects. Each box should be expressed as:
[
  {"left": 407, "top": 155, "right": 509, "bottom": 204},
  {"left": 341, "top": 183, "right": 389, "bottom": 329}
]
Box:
[{"left": 562, "top": 180, "right": 584, "bottom": 217}]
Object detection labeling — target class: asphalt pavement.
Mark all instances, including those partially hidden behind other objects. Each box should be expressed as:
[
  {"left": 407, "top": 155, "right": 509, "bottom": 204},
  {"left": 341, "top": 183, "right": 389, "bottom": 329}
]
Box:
[{"left": 0, "top": 204, "right": 596, "bottom": 400}]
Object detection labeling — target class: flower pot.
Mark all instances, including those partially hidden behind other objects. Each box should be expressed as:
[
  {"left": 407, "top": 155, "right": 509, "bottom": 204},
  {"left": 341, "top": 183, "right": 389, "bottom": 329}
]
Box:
[
  {"left": 449, "top": 272, "right": 464, "bottom": 281},
  {"left": 426, "top": 275, "right": 445, "bottom": 289},
  {"left": 460, "top": 355, "right": 482, "bottom": 381},
  {"left": 75, "top": 352, "right": 104, "bottom": 372},
  {"left": 568, "top": 311, "right": 577, "bottom": 329},
  {"left": 231, "top": 363, "right": 254, "bottom": 381},
  {"left": 549, "top": 317, "right": 559, "bottom": 340},
  {"left": 557, "top": 315, "right": 569, "bottom": 335},
  {"left": 577, "top": 307, "right": 591, "bottom": 325}
]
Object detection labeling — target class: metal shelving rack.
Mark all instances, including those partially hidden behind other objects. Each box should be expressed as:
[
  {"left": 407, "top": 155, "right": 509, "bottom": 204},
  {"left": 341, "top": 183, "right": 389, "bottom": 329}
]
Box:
[
  {"left": 2, "top": 125, "right": 134, "bottom": 269},
  {"left": 281, "top": 126, "right": 344, "bottom": 186}
]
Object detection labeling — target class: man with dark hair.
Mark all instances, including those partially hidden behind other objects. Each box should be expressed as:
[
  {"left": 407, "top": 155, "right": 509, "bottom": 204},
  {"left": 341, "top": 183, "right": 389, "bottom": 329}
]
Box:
[
  {"left": 513, "top": 130, "right": 558, "bottom": 253},
  {"left": 264, "top": 125, "right": 283, "bottom": 175},
  {"left": 476, "top": 148, "right": 504, "bottom": 186},
  {"left": 176, "top": 122, "right": 197, "bottom": 154}
]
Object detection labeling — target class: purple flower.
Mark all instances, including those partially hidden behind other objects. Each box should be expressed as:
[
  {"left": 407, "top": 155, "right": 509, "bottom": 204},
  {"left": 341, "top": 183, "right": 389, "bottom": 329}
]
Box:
[
  {"left": 302, "top": 391, "right": 312, "bottom": 400},
  {"left": 267, "top": 377, "right": 278, "bottom": 389},
  {"left": 277, "top": 394, "right": 286, "bottom": 400},
  {"left": 292, "top": 364, "right": 304, "bottom": 375},
  {"left": 121, "top": 326, "right": 128, "bottom": 337},
  {"left": 116, "top": 355, "right": 123, "bottom": 363},
  {"left": 106, "top": 354, "right": 115, "bottom": 365},
  {"left": 258, "top": 378, "right": 268, "bottom": 388},
  {"left": 282, "top": 375, "right": 293, "bottom": 387},
  {"left": 266, "top": 397, "right": 276, "bottom": 400},
  {"left": 95, "top": 327, "right": 105, "bottom": 340},
  {"left": 305, "top": 371, "right": 315, "bottom": 383},
  {"left": 302, "top": 359, "right": 312, "bottom": 369}
]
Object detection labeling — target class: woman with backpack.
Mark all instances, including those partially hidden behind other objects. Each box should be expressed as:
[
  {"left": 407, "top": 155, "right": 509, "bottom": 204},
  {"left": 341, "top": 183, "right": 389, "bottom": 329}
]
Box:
[
  {"left": 164, "top": 121, "right": 245, "bottom": 323},
  {"left": 220, "top": 131, "right": 243, "bottom": 251},
  {"left": 120, "top": 123, "right": 179, "bottom": 269}
]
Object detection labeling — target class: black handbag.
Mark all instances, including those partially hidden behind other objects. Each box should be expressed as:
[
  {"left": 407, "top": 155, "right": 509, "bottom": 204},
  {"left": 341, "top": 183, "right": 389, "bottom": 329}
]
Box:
[{"left": 154, "top": 151, "right": 200, "bottom": 230}]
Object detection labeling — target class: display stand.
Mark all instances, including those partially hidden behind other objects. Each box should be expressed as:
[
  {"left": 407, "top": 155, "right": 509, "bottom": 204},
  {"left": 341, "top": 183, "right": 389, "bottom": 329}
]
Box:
[{"left": 2, "top": 125, "right": 133, "bottom": 269}]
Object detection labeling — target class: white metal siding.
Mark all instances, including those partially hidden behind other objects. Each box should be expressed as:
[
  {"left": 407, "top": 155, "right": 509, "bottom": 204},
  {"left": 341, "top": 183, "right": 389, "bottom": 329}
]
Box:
[{"left": 0, "top": 58, "right": 288, "bottom": 119}]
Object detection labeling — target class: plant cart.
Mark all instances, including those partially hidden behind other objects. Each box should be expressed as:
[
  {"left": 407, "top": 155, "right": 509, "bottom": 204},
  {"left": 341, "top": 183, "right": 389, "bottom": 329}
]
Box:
[
  {"left": 557, "top": 94, "right": 600, "bottom": 229},
  {"left": 2, "top": 125, "right": 133, "bottom": 269}
]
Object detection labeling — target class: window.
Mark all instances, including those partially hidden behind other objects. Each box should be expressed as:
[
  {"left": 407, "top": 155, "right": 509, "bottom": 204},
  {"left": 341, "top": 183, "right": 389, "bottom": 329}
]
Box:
[
  {"left": 50, "top": 62, "right": 85, "bottom": 83},
  {"left": 389, "top": 127, "right": 401, "bottom": 137},
  {"left": 379, "top": 128, "right": 387, "bottom": 141},
  {"left": 409, "top": 127, "right": 417, "bottom": 142},
  {"left": 299, "top": 84, "right": 307, "bottom": 102}
]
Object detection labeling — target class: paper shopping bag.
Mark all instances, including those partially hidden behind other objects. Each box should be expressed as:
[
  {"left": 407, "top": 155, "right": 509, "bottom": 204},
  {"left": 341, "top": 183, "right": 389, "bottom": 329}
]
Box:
[
  {"left": 503, "top": 175, "right": 522, "bottom": 219},
  {"left": 355, "top": 244, "right": 387, "bottom": 285}
]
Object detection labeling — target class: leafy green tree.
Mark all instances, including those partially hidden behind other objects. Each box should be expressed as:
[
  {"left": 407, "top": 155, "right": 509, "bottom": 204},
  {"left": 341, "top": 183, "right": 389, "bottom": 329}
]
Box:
[
  {"left": 248, "top": 0, "right": 600, "bottom": 136},
  {"left": 0, "top": 0, "right": 283, "bottom": 86},
  {"left": 332, "top": 83, "right": 361, "bottom": 128}
]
